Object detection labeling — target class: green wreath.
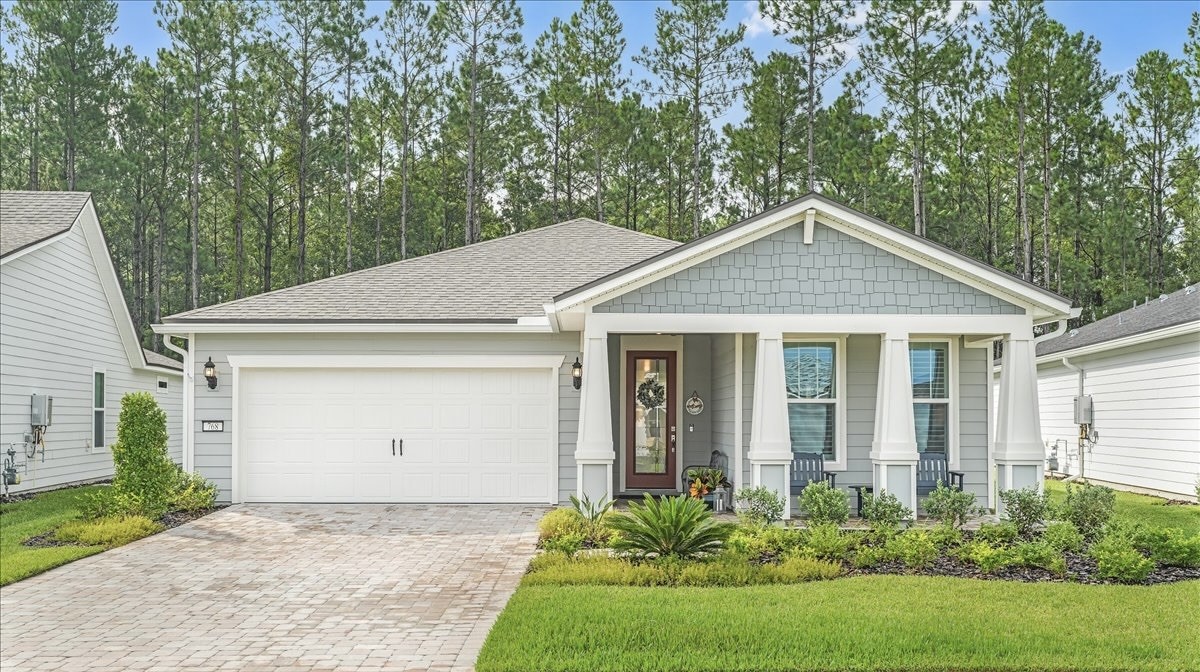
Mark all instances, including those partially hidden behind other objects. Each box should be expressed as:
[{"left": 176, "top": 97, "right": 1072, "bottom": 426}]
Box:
[{"left": 636, "top": 374, "right": 666, "bottom": 409}]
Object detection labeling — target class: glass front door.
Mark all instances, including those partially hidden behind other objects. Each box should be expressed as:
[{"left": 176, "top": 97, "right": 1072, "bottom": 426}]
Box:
[{"left": 625, "top": 351, "right": 677, "bottom": 490}]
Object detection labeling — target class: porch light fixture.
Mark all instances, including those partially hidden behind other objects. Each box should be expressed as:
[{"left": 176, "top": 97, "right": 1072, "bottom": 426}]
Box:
[
  {"left": 571, "top": 357, "right": 583, "bottom": 390},
  {"left": 203, "top": 357, "right": 218, "bottom": 389}
]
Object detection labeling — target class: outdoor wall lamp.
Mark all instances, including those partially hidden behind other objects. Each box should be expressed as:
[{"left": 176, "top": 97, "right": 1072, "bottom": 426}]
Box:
[
  {"left": 203, "top": 357, "right": 218, "bottom": 389},
  {"left": 571, "top": 357, "right": 583, "bottom": 390}
]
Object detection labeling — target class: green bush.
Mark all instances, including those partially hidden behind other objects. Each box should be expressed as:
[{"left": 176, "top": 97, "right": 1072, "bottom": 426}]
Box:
[
  {"left": 957, "top": 540, "right": 1014, "bottom": 573},
  {"left": 1134, "top": 528, "right": 1200, "bottom": 568},
  {"left": 538, "top": 507, "right": 589, "bottom": 545},
  {"left": 923, "top": 482, "right": 981, "bottom": 529},
  {"left": 860, "top": 491, "right": 911, "bottom": 532},
  {"left": 734, "top": 486, "right": 785, "bottom": 526},
  {"left": 525, "top": 552, "right": 671, "bottom": 586},
  {"left": 999, "top": 486, "right": 1050, "bottom": 538},
  {"left": 759, "top": 552, "right": 844, "bottom": 583},
  {"left": 928, "top": 524, "right": 964, "bottom": 550},
  {"left": 54, "top": 515, "right": 163, "bottom": 547},
  {"left": 851, "top": 544, "right": 892, "bottom": 569},
  {"left": 676, "top": 555, "right": 760, "bottom": 587},
  {"left": 884, "top": 529, "right": 938, "bottom": 570},
  {"left": 1011, "top": 541, "right": 1067, "bottom": 575},
  {"left": 1041, "top": 521, "right": 1085, "bottom": 553},
  {"left": 542, "top": 532, "right": 586, "bottom": 556},
  {"left": 1089, "top": 534, "right": 1154, "bottom": 583},
  {"left": 171, "top": 471, "right": 217, "bottom": 513},
  {"left": 801, "top": 523, "right": 856, "bottom": 561},
  {"left": 80, "top": 487, "right": 141, "bottom": 520},
  {"left": 569, "top": 494, "right": 614, "bottom": 541},
  {"left": 725, "top": 525, "right": 802, "bottom": 560},
  {"left": 608, "top": 495, "right": 732, "bottom": 559},
  {"left": 797, "top": 481, "right": 849, "bottom": 526},
  {"left": 108, "top": 393, "right": 178, "bottom": 518},
  {"left": 1055, "top": 482, "right": 1116, "bottom": 539},
  {"left": 525, "top": 550, "right": 842, "bottom": 587},
  {"left": 974, "top": 522, "right": 1019, "bottom": 546}
]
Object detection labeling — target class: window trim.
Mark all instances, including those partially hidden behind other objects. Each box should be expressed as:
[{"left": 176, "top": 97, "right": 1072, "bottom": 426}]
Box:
[
  {"left": 783, "top": 336, "right": 847, "bottom": 471},
  {"left": 909, "top": 338, "right": 959, "bottom": 471},
  {"left": 93, "top": 367, "right": 107, "bottom": 450}
]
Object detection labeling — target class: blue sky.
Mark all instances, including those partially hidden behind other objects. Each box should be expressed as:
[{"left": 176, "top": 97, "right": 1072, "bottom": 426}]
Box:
[{"left": 13, "top": 0, "right": 1197, "bottom": 120}]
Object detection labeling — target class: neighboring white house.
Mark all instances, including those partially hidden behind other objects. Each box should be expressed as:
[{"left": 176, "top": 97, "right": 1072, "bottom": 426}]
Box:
[
  {"left": 1005, "top": 284, "right": 1199, "bottom": 502},
  {"left": 1, "top": 191, "right": 183, "bottom": 494}
]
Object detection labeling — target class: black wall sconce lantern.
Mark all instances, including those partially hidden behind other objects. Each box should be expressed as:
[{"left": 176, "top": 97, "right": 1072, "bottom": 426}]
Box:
[
  {"left": 571, "top": 357, "right": 583, "bottom": 390},
  {"left": 203, "top": 357, "right": 218, "bottom": 389}
]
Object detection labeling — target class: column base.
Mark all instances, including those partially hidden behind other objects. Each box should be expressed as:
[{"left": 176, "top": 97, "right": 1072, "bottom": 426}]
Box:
[
  {"left": 751, "top": 459, "right": 793, "bottom": 519},
  {"left": 995, "top": 460, "right": 1044, "bottom": 516},
  {"left": 872, "top": 459, "right": 918, "bottom": 516},
  {"left": 576, "top": 459, "right": 614, "bottom": 504}
]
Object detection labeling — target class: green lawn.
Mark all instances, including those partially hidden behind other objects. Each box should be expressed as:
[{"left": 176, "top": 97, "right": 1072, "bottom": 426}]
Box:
[
  {"left": 1045, "top": 479, "right": 1200, "bottom": 535},
  {"left": 0, "top": 485, "right": 107, "bottom": 586},
  {"left": 478, "top": 578, "right": 1200, "bottom": 672}
]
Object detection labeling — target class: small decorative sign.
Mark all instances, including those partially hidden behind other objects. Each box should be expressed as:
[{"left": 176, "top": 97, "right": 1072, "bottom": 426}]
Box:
[
  {"left": 201, "top": 420, "right": 224, "bottom": 433},
  {"left": 685, "top": 391, "right": 704, "bottom": 416}
]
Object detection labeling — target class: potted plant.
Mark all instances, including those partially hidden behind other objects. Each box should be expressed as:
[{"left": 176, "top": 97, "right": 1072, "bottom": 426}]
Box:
[{"left": 688, "top": 468, "right": 730, "bottom": 510}]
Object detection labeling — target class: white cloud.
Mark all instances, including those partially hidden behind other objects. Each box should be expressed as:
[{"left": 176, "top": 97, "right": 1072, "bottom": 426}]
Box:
[{"left": 741, "top": 1, "right": 778, "bottom": 39}]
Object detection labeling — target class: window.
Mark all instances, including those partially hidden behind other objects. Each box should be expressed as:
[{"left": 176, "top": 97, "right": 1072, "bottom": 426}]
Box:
[
  {"left": 784, "top": 341, "right": 839, "bottom": 460},
  {"left": 910, "top": 342, "right": 950, "bottom": 455},
  {"left": 157, "top": 377, "right": 169, "bottom": 394},
  {"left": 93, "top": 370, "right": 106, "bottom": 448}
]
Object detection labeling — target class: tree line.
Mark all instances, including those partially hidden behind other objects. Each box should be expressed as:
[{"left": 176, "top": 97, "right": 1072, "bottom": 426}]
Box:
[{"left": 1, "top": 0, "right": 1197, "bottom": 351}]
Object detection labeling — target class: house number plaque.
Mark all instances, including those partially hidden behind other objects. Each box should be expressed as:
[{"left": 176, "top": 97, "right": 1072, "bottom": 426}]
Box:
[{"left": 201, "top": 420, "right": 225, "bottom": 432}]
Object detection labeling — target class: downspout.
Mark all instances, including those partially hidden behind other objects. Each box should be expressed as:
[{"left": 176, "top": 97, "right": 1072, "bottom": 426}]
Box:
[
  {"left": 1060, "top": 355, "right": 1085, "bottom": 484},
  {"left": 163, "top": 334, "right": 193, "bottom": 473},
  {"left": 1029, "top": 310, "right": 1079, "bottom": 481}
]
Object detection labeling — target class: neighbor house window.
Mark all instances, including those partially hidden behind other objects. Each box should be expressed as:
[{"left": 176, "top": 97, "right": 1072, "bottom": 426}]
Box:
[
  {"left": 784, "top": 341, "right": 838, "bottom": 460},
  {"left": 910, "top": 342, "right": 949, "bottom": 455},
  {"left": 93, "top": 370, "right": 106, "bottom": 448}
]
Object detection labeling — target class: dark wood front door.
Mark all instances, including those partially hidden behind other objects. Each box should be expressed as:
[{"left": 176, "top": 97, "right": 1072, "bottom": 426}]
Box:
[{"left": 625, "top": 351, "right": 677, "bottom": 490}]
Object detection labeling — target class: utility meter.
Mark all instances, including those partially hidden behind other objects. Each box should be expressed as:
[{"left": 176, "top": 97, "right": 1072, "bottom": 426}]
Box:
[{"left": 31, "top": 394, "right": 53, "bottom": 427}]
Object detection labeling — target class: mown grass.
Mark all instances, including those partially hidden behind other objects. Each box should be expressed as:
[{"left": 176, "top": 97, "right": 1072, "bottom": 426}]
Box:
[
  {"left": 477, "top": 577, "right": 1200, "bottom": 672},
  {"left": 0, "top": 485, "right": 108, "bottom": 586},
  {"left": 1045, "top": 479, "right": 1200, "bottom": 535}
]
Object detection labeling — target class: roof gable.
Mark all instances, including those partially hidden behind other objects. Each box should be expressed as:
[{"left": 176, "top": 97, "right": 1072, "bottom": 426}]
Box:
[
  {"left": 551, "top": 193, "right": 1073, "bottom": 323},
  {"left": 0, "top": 191, "right": 92, "bottom": 259}
]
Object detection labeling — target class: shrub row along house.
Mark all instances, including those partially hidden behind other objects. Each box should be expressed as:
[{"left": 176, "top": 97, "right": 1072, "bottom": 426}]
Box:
[
  {"left": 0, "top": 192, "right": 182, "bottom": 493},
  {"left": 152, "top": 193, "right": 1074, "bottom": 516}
]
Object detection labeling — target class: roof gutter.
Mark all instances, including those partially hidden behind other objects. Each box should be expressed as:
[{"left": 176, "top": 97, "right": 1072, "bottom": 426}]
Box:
[{"left": 151, "top": 318, "right": 554, "bottom": 335}]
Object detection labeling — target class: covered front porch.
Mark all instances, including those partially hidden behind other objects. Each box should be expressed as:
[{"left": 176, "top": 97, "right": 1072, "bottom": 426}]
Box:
[{"left": 574, "top": 313, "right": 1049, "bottom": 518}]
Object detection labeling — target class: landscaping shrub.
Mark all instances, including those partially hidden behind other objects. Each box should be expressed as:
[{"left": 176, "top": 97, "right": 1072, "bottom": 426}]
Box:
[
  {"left": 725, "top": 524, "right": 802, "bottom": 560},
  {"left": 759, "top": 552, "right": 844, "bottom": 583},
  {"left": 927, "top": 524, "right": 964, "bottom": 550},
  {"left": 733, "top": 486, "right": 784, "bottom": 526},
  {"left": 608, "top": 495, "right": 731, "bottom": 559},
  {"left": 676, "top": 555, "right": 760, "bottom": 587},
  {"left": 542, "top": 532, "right": 586, "bottom": 556},
  {"left": 1089, "top": 534, "right": 1154, "bottom": 583},
  {"left": 999, "top": 486, "right": 1050, "bottom": 538},
  {"left": 1134, "top": 528, "right": 1200, "bottom": 568},
  {"left": 1011, "top": 541, "right": 1067, "bottom": 575},
  {"left": 525, "top": 552, "right": 671, "bottom": 587},
  {"left": 54, "top": 515, "right": 163, "bottom": 548},
  {"left": 974, "top": 522, "right": 1019, "bottom": 546},
  {"left": 851, "top": 544, "right": 891, "bottom": 569},
  {"left": 1056, "top": 482, "right": 1116, "bottom": 539},
  {"left": 884, "top": 529, "right": 937, "bottom": 570},
  {"left": 109, "top": 393, "right": 178, "bottom": 518},
  {"left": 797, "top": 481, "right": 848, "bottom": 526},
  {"left": 860, "top": 491, "right": 911, "bottom": 532},
  {"left": 923, "top": 482, "right": 981, "bottom": 529},
  {"left": 1041, "top": 521, "right": 1085, "bottom": 553},
  {"left": 957, "top": 540, "right": 1014, "bottom": 573},
  {"left": 538, "top": 507, "right": 589, "bottom": 545},
  {"left": 171, "top": 471, "right": 218, "bottom": 513},
  {"left": 525, "top": 550, "right": 842, "bottom": 587},
  {"left": 801, "top": 523, "right": 855, "bottom": 561}
]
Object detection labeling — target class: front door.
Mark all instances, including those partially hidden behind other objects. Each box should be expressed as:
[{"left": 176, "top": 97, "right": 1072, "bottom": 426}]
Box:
[{"left": 625, "top": 351, "right": 677, "bottom": 490}]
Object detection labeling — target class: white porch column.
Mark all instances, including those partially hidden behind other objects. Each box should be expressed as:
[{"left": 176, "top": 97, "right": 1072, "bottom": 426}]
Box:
[
  {"left": 994, "top": 334, "right": 1045, "bottom": 513},
  {"left": 575, "top": 330, "right": 614, "bottom": 503},
  {"left": 748, "top": 331, "right": 795, "bottom": 518},
  {"left": 870, "top": 332, "right": 919, "bottom": 514}
]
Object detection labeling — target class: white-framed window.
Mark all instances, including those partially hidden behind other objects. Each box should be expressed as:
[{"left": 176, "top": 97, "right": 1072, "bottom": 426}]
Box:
[
  {"left": 910, "top": 340, "right": 956, "bottom": 465},
  {"left": 783, "top": 338, "right": 846, "bottom": 469},
  {"left": 93, "top": 368, "right": 106, "bottom": 449},
  {"left": 157, "top": 376, "right": 169, "bottom": 394}
]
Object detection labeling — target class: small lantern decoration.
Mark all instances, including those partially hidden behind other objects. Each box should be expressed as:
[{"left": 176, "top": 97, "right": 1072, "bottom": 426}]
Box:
[
  {"left": 203, "top": 357, "right": 218, "bottom": 390},
  {"left": 571, "top": 357, "right": 583, "bottom": 390}
]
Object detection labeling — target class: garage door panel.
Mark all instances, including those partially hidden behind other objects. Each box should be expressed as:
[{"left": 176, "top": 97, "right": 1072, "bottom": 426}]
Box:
[{"left": 239, "top": 367, "right": 555, "bottom": 503}]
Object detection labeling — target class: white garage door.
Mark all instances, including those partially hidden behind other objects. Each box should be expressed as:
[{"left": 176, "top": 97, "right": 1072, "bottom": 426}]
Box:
[{"left": 238, "top": 367, "right": 556, "bottom": 503}]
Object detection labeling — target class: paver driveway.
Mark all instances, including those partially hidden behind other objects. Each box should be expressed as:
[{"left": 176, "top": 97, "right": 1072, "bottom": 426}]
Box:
[{"left": 0, "top": 504, "right": 544, "bottom": 672}]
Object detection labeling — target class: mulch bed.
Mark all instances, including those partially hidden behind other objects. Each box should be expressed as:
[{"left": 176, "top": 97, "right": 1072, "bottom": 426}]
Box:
[
  {"left": 848, "top": 553, "right": 1200, "bottom": 585},
  {"left": 20, "top": 505, "right": 228, "bottom": 549}
]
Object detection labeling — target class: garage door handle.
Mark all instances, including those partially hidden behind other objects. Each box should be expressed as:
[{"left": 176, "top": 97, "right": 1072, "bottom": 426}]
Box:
[
  {"left": 393, "top": 439, "right": 402, "bottom": 456},
  {"left": 392, "top": 439, "right": 396, "bottom": 456}
]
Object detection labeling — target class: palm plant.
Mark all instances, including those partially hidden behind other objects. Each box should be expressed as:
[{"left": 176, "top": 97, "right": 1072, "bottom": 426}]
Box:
[{"left": 608, "top": 494, "right": 731, "bottom": 558}]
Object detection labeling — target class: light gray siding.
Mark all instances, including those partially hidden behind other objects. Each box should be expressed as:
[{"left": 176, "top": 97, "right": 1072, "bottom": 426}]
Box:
[
  {"left": 680, "top": 335, "right": 712, "bottom": 473},
  {"left": 958, "top": 342, "right": 990, "bottom": 503},
  {"left": 191, "top": 332, "right": 581, "bottom": 503},
  {"left": 843, "top": 334, "right": 880, "bottom": 487},
  {"left": 710, "top": 334, "right": 737, "bottom": 488},
  {"left": 594, "top": 222, "right": 1022, "bottom": 315},
  {"left": 0, "top": 224, "right": 182, "bottom": 493}
]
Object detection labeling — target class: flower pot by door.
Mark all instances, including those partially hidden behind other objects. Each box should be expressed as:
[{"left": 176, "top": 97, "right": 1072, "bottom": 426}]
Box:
[{"left": 625, "top": 351, "right": 677, "bottom": 490}]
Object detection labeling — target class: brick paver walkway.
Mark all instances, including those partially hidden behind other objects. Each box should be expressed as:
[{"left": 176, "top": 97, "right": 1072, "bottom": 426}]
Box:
[{"left": 0, "top": 504, "right": 545, "bottom": 672}]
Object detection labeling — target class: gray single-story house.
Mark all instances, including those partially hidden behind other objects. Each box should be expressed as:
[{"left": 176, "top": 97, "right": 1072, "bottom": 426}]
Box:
[
  {"left": 1, "top": 191, "right": 183, "bottom": 494},
  {"left": 154, "top": 193, "right": 1073, "bottom": 516}
]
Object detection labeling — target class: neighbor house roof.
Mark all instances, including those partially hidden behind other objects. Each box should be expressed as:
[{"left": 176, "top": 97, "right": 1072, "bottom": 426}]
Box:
[
  {"left": 163, "top": 218, "right": 679, "bottom": 324},
  {"left": 0, "top": 191, "right": 92, "bottom": 258},
  {"left": 143, "top": 348, "right": 183, "bottom": 371},
  {"left": 1037, "top": 284, "right": 1200, "bottom": 358}
]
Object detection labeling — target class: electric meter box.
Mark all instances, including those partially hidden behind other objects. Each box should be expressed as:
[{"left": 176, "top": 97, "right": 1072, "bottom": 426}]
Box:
[
  {"left": 1073, "top": 395, "right": 1093, "bottom": 425},
  {"left": 31, "top": 394, "right": 53, "bottom": 427}
]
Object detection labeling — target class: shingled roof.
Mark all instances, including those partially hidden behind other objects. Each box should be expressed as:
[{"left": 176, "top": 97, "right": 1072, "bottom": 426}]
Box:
[
  {"left": 0, "top": 191, "right": 92, "bottom": 258},
  {"left": 1038, "top": 283, "right": 1200, "bottom": 357},
  {"left": 164, "top": 218, "right": 679, "bottom": 323}
]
